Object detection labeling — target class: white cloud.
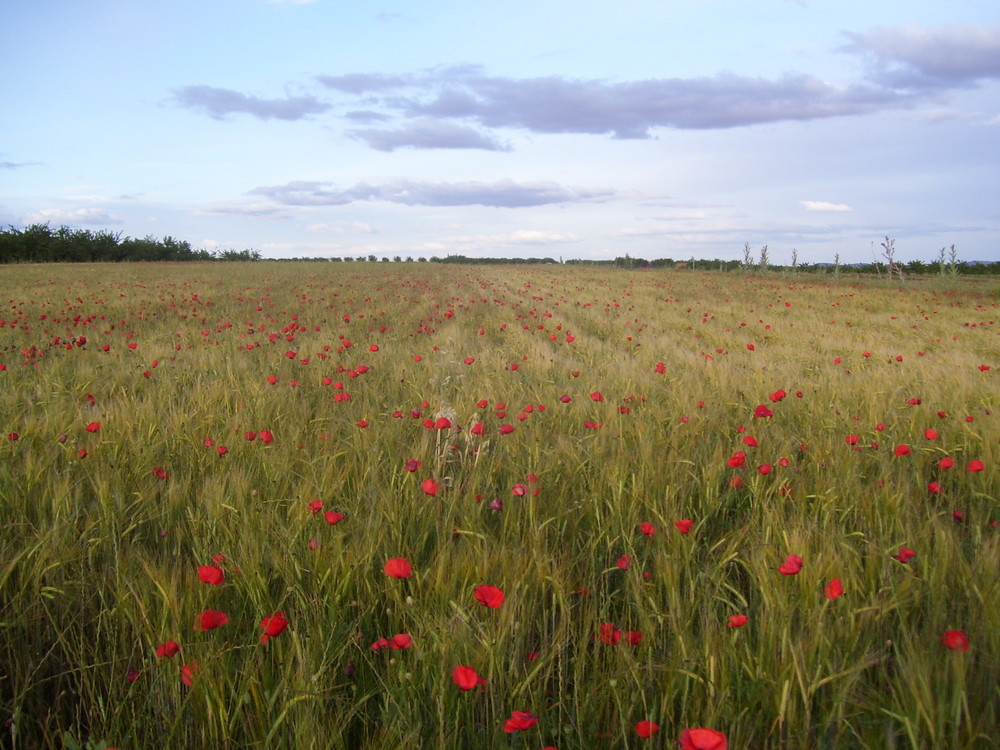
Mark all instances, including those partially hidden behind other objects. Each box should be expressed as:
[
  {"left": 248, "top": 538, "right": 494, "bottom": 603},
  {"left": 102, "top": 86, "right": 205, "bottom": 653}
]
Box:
[
  {"left": 800, "top": 200, "right": 852, "bottom": 212},
  {"left": 24, "top": 207, "right": 124, "bottom": 225}
]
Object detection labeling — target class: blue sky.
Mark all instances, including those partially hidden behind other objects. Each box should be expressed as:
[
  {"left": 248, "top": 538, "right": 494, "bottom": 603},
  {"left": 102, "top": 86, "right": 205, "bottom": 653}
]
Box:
[{"left": 2, "top": 0, "right": 998, "bottom": 263}]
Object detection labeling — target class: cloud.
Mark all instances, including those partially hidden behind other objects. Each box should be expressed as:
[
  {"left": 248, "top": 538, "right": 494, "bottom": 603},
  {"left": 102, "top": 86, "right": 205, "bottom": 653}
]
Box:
[
  {"left": 842, "top": 23, "right": 1000, "bottom": 89},
  {"left": 306, "top": 221, "right": 376, "bottom": 234},
  {"left": 197, "top": 203, "right": 291, "bottom": 218},
  {"left": 24, "top": 208, "right": 124, "bottom": 225},
  {"left": 800, "top": 200, "right": 853, "bottom": 212},
  {"left": 249, "top": 178, "right": 615, "bottom": 208},
  {"left": 2, "top": 160, "right": 41, "bottom": 169},
  {"left": 317, "top": 66, "right": 913, "bottom": 139},
  {"left": 348, "top": 118, "right": 510, "bottom": 151},
  {"left": 174, "top": 85, "right": 329, "bottom": 120}
]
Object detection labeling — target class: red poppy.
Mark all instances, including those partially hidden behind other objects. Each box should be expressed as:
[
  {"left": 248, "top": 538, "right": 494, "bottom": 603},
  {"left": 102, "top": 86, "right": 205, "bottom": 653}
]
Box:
[
  {"left": 324, "top": 511, "right": 345, "bottom": 525},
  {"left": 388, "top": 633, "right": 412, "bottom": 650},
  {"left": 769, "top": 388, "right": 786, "bottom": 402},
  {"left": 474, "top": 584, "right": 505, "bottom": 608},
  {"left": 503, "top": 711, "right": 538, "bottom": 733},
  {"left": 893, "top": 546, "right": 916, "bottom": 564},
  {"left": 259, "top": 429, "right": 273, "bottom": 445},
  {"left": 194, "top": 609, "right": 229, "bottom": 631},
  {"left": 941, "top": 630, "right": 970, "bottom": 652},
  {"left": 757, "top": 463, "right": 772, "bottom": 475},
  {"left": 590, "top": 391, "right": 604, "bottom": 402},
  {"left": 967, "top": 459, "right": 985, "bottom": 472},
  {"left": 674, "top": 519, "right": 693, "bottom": 534},
  {"left": 727, "top": 614, "right": 748, "bottom": 628},
  {"left": 924, "top": 428, "right": 938, "bottom": 440},
  {"left": 742, "top": 435, "right": 758, "bottom": 447},
  {"left": 151, "top": 466, "right": 169, "bottom": 480},
  {"left": 726, "top": 451, "right": 746, "bottom": 468},
  {"left": 384, "top": 558, "right": 412, "bottom": 578},
  {"left": 625, "top": 630, "right": 642, "bottom": 645},
  {"left": 452, "top": 665, "right": 488, "bottom": 691},
  {"left": 470, "top": 422, "right": 485, "bottom": 435},
  {"left": 753, "top": 404, "right": 773, "bottom": 418},
  {"left": 421, "top": 478, "right": 440, "bottom": 496},
  {"left": 616, "top": 554, "right": 631, "bottom": 570},
  {"left": 498, "top": 423, "right": 515, "bottom": 435},
  {"left": 635, "top": 720, "right": 660, "bottom": 738},
  {"left": 655, "top": 362, "right": 666, "bottom": 374},
  {"left": 938, "top": 457, "right": 955, "bottom": 470},
  {"left": 893, "top": 444, "right": 911, "bottom": 457},
  {"left": 180, "top": 661, "right": 199, "bottom": 686},
  {"left": 825, "top": 578, "right": 844, "bottom": 600},
  {"left": 259, "top": 612, "right": 289, "bottom": 644},
  {"left": 308, "top": 499, "right": 323, "bottom": 515},
  {"left": 197, "top": 565, "right": 224, "bottom": 586},
  {"left": 927, "top": 481, "right": 942, "bottom": 494},
  {"left": 156, "top": 640, "right": 180, "bottom": 658},
  {"left": 598, "top": 623, "right": 621, "bottom": 645},
  {"left": 778, "top": 554, "right": 803, "bottom": 575},
  {"left": 85, "top": 421, "right": 101, "bottom": 433},
  {"left": 679, "top": 727, "right": 728, "bottom": 750},
  {"left": 845, "top": 434, "right": 860, "bottom": 446},
  {"left": 640, "top": 522, "right": 655, "bottom": 537}
]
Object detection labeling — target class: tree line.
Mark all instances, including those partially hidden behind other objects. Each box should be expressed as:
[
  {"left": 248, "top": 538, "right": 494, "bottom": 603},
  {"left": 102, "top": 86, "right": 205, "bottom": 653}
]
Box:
[
  {"left": 0, "top": 224, "right": 260, "bottom": 263},
  {"left": 2, "top": 224, "right": 996, "bottom": 274}
]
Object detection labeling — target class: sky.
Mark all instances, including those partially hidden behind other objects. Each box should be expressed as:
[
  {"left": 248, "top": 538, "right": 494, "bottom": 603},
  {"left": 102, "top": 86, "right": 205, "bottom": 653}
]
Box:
[{"left": 2, "top": 0, "right": 999, "bottom": 264}]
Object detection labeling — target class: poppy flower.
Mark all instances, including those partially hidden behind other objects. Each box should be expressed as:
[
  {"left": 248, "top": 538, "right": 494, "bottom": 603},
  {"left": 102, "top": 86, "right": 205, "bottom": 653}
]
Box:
[
  {"left": 474, "top": 584, "right": 505, "bottom": 608},
  {"left": 324, "top": 511, "right": 345, "bottom": 525},
  {"left": 635, "top": 720, "right": 660, "bottom": 738},
  {"left": 598, "top": 623, "right": 621, "bottom": 645},
  {"left": 675, "top": 519, "right": 693, "bottom": 534},
  {"left": 308, "top": 499, "right": 323, "bottom": 515},
  {"left": 727, "top": 614, "right": 748, "bottom": 628},
  {"left": 616, "top": 554, "right": 631, "bottom": 570},
  {"left": 893, "top": 444, "right": 911, "bottom": 457},
  {"left": 452, "top": 665, "right": 488, "bottom": 691},
  {"left": 197, "top": 565, "right": 224, "bottom": 586},
  {"left": 753, "top": 404, "right": 773, "bottom": 418},
  {"left": 927, "top": 481, "right": 942, "bottom": 494},
  {"left": 769, "top": 388, "right": 786, "bottom": 402},
  {"left": 85, "top": 421, "right": 101, "bottom": 433},
  {"left": 421, "top": 478, "right": 440, "bottom": 496},
  {"left": 938, "top": 457, "right": 955, "bottom": 470},
  {"left": 825, "top": 578, "right": 843, "bottom": 600},
  {"left": 180, "top": 661, "right": 199, "bottom": 686},
  {"left": 590, "top": 391, "right": 604, "bottom": 402},
  {"left": 941, "top": 630, "right": 970, "bottom": 652},
  {"left": 892, "top": 546, "right": 915, "bottom": 564},
  {"left": 156, "top": 641, "right": 180, "bottom": 658},
  {"left": 967, "top": 459, "right": 985, "bottom": 472},
  {"left": 727, "top": 451, "right": 746, "bottom": 468},
  {"left": 470, "top": 422, "right": 485, "bottom": 435},
  {"left": 640, "top": 522, "right": 655, "bottom": 537},
  {"left": 384, "top": 558, "right": 412, "bottom": 578},
  {"left": 679, "top": 727, "right": 728, "bottom": 750},
  {"left": 404, "top": 458, "right": 421, "bottom": 472},
  {"left": 259, "top": 429, "right": 273, "bottom": 445},
  {"left": 259, "top": 612, "right": 289, "bottom": 644},
  {"left": 503, "top": 711, "right": 538, "bottom": 733},
  {"left": 388, "top": 633, "right": 412, "bottom": 650},
  {"left": 845, "top": 434, "right": 860, "bottom": 446},
  {"left": 625, "top": 630, "right": 642, "bottom": 645},
  {"left": 778, "top": 554, "right": 803, "bottom": 575},
  {"left": 498, "top": 424, "right": 515, "bottom": 435},
  {"left": 194, "top": 609, "right": 229, "bottom": 631}
]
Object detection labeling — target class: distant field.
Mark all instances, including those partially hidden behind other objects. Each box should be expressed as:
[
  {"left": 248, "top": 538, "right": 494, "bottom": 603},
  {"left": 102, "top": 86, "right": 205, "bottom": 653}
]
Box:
[{"left": 1, "top": 263, "right": 996, "bottom": 749}]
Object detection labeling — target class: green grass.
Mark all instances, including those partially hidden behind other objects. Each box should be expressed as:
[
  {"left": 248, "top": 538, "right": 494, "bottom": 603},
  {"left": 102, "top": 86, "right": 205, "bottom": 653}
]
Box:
[{"left": 0, "top": 263, "right": 997, "bottom": 749}]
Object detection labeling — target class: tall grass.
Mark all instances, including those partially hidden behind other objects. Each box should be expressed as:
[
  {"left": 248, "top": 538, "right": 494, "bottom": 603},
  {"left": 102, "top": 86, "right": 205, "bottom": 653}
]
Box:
[{"left": 0, "top": 263, "right": 996, "bottom": 749}]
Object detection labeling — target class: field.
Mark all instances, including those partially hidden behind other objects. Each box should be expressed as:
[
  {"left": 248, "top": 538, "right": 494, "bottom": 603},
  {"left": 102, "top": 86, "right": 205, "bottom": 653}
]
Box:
[{"left": 0, "top": 262, "right": 997, "bottom": 749}]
